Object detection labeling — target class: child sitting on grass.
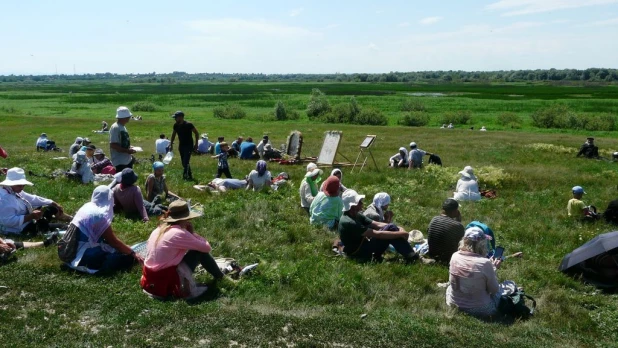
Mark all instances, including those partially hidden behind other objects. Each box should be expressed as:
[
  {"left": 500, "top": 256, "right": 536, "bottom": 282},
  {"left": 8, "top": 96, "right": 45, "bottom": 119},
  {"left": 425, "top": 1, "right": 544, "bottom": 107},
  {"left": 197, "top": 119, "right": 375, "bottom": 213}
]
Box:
[
  {"left": 567, "top": 186, "right": 597, "bottom": 220},
  {"left": 145, "top": 161, "right": 179, "bottom": 203},
  {"left": 212, "top": 142, "right": 232, "bottom": 178}
]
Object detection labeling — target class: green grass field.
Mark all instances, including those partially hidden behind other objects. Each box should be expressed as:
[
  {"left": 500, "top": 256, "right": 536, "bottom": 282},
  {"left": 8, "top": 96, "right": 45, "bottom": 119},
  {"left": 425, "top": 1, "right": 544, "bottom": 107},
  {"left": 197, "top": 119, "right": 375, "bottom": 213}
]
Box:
[{"left": 1, "top": 82, "right": 618, "bottom": 347}]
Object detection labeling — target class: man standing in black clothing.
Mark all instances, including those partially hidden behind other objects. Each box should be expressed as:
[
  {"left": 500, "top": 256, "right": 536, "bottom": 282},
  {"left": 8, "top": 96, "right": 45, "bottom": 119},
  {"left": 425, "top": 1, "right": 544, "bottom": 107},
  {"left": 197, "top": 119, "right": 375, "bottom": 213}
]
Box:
[
  {"left": 170, "top": 111, "right": 199, "bottom": 180},
  {"left": 576, "top": 137, "right": 599, "bottom": 159}
]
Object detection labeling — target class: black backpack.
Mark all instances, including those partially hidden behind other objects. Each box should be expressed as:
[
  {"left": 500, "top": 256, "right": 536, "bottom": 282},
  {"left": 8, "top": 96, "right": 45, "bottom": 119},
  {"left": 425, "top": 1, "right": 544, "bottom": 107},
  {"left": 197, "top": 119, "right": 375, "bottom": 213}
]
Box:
[
  {"left": 57, "top": 224, "right": 80, "bottom": 263},
  {"left": 498, "top": 288, "right": 536, "bottom": 319},
  {"left": 428, "top": 154, "right": 442, "bottom": 166}
]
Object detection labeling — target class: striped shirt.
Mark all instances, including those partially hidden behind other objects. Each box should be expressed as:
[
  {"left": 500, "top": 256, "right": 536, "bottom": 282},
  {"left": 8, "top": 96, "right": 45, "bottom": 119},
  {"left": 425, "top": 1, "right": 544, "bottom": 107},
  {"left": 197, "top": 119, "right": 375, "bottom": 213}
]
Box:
[{"left": 427, "top": 215, "right": 465, "bottom": 262}]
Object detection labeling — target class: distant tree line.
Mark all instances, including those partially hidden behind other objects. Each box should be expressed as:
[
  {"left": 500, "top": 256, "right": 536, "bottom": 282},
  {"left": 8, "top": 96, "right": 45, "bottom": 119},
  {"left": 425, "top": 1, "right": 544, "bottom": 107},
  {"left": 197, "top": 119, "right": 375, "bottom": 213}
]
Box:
[{"left": 1, "top": 68, "right": 617, "bottom": 84}]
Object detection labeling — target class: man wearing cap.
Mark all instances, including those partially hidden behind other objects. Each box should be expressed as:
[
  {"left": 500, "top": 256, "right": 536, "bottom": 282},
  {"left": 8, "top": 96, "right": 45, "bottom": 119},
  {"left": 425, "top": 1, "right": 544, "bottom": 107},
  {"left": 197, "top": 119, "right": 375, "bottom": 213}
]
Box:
[
  {"left": 408, "top": 142, "right": 433, "bottom": 169},
  {"left": 427, "top": 198, "right": 465, "bottom": 263},
  {"left": 196, "top": 134, "right": 213, "bottom": 155},
  {"left": 576, "top": 137, "right": 599, "bottom": 159},
  {"left": 0, "top": 167, "right": 70, "bottom": 235},
  {"left": 338, "top": 189, "right": 419, "bottom": 263},
  {"left": 35, "top": 133, "right": 48, "bottom": 151},
  {"left": 69, "top": 137, "right": 84, "bottom": 158},
  {"left": 170, "top": 111, "right": 199, "bottom": 180},
  {"left": 109, "top": 106, "right": 137, "bottom": 172},
  {"left": 568, "top": 186, "right": 589, "bottom": 218}
]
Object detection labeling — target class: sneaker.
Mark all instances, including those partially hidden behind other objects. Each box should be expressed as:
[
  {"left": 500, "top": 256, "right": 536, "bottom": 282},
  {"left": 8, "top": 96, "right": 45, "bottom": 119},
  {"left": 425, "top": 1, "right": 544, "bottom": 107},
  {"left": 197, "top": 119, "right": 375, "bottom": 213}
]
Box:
[
  {"left": 239, "top": 263, "right": 258, "bottom": 276},
  {"left": 44, "top": 231, "right": 59, "bottom": 247},
  {"left": 419, "top": 256, "right": 436, "bottom": 265}
]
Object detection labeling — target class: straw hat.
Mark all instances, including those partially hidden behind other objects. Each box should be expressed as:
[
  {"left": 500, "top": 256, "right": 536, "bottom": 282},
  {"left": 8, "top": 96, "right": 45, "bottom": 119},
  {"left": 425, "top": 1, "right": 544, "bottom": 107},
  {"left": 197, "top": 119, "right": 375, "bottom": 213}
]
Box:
[
  {"left": 0, "top": 168, "right": 33, "bottom": 186},
  {"left": 163, "top": 200, "right": 201, "bottom": 223}
]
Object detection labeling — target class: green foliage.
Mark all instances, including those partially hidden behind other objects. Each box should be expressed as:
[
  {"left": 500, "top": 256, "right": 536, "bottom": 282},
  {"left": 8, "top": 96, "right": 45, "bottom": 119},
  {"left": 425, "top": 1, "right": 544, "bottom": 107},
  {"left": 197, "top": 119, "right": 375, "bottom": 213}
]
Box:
[
  {"left": 306, "top": 88, "right": 331, "bottom": 119},
  {"left": 580, "top": 113, "right": 616, "bottom": 131},
  {"left": 398, "top": 111, "right": 431, "bottom": 127},
  {"left": 401, "top": 99, "right": 427, "bottom": 112},
  {"left": 274, "top": 100, "right": 287, "bottom": 121},
  {"left": 322, "top": 97, "right": 386, "bottom": 126},
  {"left": 439, "top": 110, "right": 472, "bottom": 125},
  {"left": 354, "top": 107, "right": 388, "bottom": 126},
  {"left": 532, "top": 105, "right": 616, "bottom": 131},
  {"left": 497, "top": 112, "right": 523, "bottom": 128},
  {"left": 213, "top": 104, "right": 247, "bottom": 119},
  {"left": 131, "top": 101, "right": 158, "bottom": 112}
]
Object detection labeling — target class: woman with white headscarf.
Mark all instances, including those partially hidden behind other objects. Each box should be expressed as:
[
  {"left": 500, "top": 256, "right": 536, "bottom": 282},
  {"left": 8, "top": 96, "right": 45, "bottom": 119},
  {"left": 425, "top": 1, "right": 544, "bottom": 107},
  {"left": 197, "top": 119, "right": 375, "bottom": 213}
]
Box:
[
  {"left": 389, "top": 147, "right": 409, "bottom": 168},
  {"left": 363, "top": 192, "right": 394, "bottom": 223},
  {"left": 453, "top": 166, "right": 481, "bottom": 201},
  {"left": 60, "top": 185, "right": 142, "bottom": 273},
  {"left": 319, "top": 168, "right": 347, "bottom": 196}
]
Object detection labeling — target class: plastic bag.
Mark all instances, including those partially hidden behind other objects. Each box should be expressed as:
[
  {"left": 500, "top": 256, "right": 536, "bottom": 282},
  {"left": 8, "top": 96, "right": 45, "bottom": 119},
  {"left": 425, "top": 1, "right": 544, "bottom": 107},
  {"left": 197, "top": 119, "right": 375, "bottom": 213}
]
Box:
[{"left": 162, "top": 151, "right": 174, "bottom": 164}]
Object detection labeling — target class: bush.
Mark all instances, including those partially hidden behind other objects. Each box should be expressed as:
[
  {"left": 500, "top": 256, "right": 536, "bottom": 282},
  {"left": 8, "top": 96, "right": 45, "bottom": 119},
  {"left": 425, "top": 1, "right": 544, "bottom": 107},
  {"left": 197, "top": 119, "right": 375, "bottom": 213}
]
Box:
[
  {"left": 212, "top": 104, "right": 247, "bottom": 119},
  {"left": 306, "top": 88, "right": 331, "bottom": 119},
  {"left": 354, "top": 108, "right": 388, "bottom": 126},
  {"left": 531, "top": 104, "right": 574, "bottom": 128},
  {"left": 274, "top": 101, "right": 287, "bottom": 121},
  {"left": 401, "top": 99, "right": 426, "bottom": 112},
  {"left": 439, "top": 110, "right": 472, "bottom": 125},
  {"left": 287, "top": 110, "right": 300, "bottom": 120},
  {"left": 497, "top": 112, "right": 523, "bottom": 128},
  {"left": 399, "top": 112, "right": 430, "bottom": 127},
  {"left": 582, "top": 113, "right": 616, "bottom": 131},
  {"left": 132, "top": 101, "right": 158, "bottom": 112}
]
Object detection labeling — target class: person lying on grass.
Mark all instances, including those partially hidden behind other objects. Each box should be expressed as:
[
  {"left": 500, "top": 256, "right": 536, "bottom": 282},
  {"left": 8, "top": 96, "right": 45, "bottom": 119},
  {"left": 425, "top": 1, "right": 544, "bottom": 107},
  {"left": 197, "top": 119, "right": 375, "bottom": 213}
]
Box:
[
  {"left": 246, "top": 160, "right": 272, "bottom": 192},
  {"left": 299, "top": 163, "right": 323, "bottom": 214},
  {"left": 310, "top": 176, "right": 343, "bottom": 230},
  {"left": 145, "top": 162, "right": 179, "bottom": 203},
  {"left": 338, "top": 189, "right": 419, "bottom": 263},
  {"left": 141, "top": 200, "right": 232, "bottom": 300},
  {"left": 112, "top": 168, "right": 149, "bottom": 223},
  {"left": 427, "top": 198, "right": 465, "bottom": 263},
  {"left": 60, "top": 185, "right": 143, "bottom": 273},
  {"left": 195, "top": 178, "right": 248, "bottom": 192},
  {"left": 446, "top": 227, "right": 504, "bottom": 318},
  {"left": 319, "top": 168, "right": 347, "bottom": 196},
  {"left": 363, "top": 192, "right": 394, "bottom": 224},
  {"left": 389, "top": 147, "right": 409, "bottom": 168},
  {"left": 0, "top": 167, "right": 71, "bottom": 236}
]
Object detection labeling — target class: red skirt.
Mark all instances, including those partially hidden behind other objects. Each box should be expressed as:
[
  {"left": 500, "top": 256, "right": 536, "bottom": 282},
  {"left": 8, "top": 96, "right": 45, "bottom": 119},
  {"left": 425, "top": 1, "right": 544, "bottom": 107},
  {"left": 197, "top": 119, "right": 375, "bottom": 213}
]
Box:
[{"left": 140, "top": 266, "right": 186, "bottom": 298}]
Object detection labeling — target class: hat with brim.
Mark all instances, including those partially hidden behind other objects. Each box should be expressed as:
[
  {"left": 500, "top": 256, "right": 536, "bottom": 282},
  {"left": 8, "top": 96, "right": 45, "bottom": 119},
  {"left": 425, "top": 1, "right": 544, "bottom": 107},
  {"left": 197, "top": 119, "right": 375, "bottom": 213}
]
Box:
[
  {"left": 342, "top": 189, "right": 365, "bottom": 212},
  {"left": 458, "top": 166, "right": 476, "bottom": 179},
  {"left": 163, "top": 200, "right": 201, "bottom": 223},
  {"left": 94, "top": 148, "right": 105, "bottom": 156},
  {"left": 408, "top": 230, "right": 425, "bottom": 244},
  {"left": 116, "top": 106, "right": 132, "bottom": 119},
  {"left": 305, "top": 168, "right": 323, "bottom": 178},
  {"left": 0, "top": 167, "right": 33, "bottom": 186}
]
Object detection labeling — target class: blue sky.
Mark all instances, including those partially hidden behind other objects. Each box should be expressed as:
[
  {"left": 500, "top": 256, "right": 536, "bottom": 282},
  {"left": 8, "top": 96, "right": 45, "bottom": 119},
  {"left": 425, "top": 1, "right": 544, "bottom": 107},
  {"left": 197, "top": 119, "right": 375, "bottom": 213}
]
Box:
[{"left": 2, "top": 0, "right": 617, "bottom": 74}]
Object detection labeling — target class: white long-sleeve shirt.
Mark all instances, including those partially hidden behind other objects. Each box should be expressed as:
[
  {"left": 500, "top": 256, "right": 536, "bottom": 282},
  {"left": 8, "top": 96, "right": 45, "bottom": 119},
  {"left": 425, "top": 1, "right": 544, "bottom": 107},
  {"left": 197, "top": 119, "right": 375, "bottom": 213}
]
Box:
[
  {"left": 453, "top": 178, "right": 481, "bottom": 201},
  {"left": 0, "top": 187, "right": 53, "bottom": 234},
  {"left": 299, "top": 180, "right": 315, "bottom": 208}
]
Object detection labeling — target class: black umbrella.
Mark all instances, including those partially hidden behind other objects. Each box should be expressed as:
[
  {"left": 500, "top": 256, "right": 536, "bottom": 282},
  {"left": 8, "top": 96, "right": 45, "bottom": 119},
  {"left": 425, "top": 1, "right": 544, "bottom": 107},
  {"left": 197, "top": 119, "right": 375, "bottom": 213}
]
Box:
[{"left": 559, "top": 231, "right": 618, "bottom": 272}]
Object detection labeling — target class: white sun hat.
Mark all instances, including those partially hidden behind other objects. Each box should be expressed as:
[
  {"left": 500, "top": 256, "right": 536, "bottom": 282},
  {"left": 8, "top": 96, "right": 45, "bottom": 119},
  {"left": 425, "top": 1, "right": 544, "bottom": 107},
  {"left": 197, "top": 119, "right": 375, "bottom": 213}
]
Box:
[
  {"left": 458, "top": 166, "right": 476, "bottom": 179},
  {"left": 342, "top": 189, "right": 366, "bottom": 212},
  {"left": 0, "top": 167, "right": 33, "bottom": 186},
  {"left": 116, "top": 106, "right": 132, "bottom": 119}
]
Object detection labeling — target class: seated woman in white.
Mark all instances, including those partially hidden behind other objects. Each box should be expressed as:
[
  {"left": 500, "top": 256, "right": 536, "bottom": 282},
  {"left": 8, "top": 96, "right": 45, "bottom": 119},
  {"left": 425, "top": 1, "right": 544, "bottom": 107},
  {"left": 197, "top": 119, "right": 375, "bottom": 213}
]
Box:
[
  {"left": 389, "top": 147, "right": 409, "bottom": 168},
  {"left": 453, "top": 166, "right": 481, "bottom": 201}
]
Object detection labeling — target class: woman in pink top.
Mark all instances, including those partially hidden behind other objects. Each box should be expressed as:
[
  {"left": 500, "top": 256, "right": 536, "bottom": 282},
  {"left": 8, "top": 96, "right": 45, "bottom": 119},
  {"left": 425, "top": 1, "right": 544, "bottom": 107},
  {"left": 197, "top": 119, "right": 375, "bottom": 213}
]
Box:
[
  {"left": 111, "top": 168, "right": 149, "bottom": 222},
  {"left": 141, "top": 200, "right": 224, "bottom": 300},
  {"left": 446, "top": 226, "right": 502, "bottom": 317}
]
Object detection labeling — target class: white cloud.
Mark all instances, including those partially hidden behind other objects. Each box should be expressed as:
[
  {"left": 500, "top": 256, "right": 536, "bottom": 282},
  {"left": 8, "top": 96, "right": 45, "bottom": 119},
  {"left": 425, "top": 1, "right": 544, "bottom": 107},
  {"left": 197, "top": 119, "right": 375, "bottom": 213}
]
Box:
[
  {"left": 289, "top": 8, "right": 304, "bottom": 17},
  {"left": 486, "top": 0, "right": 618, "bottom": 16},
  {"left": 398, "top": 22, "right": 410, "bottom": 27},
  {"left": 419, "top": 16, "right": 443, "bottom": 25}
]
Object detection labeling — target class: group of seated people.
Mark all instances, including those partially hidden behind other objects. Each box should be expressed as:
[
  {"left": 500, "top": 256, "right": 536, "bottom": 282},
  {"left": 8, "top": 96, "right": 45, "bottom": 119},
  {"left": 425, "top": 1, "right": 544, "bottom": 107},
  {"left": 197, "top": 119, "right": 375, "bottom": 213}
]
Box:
[
  {"left": 388, "top": 142, "right": 433, "bottom": 169},
  {"left": 35, "top": 133, "right": 60, "bottom": 152}
]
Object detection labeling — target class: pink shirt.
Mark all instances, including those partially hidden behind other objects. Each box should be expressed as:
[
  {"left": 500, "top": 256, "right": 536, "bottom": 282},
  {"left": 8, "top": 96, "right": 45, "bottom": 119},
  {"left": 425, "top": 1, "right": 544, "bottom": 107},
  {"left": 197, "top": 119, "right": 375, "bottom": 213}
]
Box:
[
  {"left": 112, "top": 185, "right": 148, "bottom": 221},
  {"left": 446, "top": 251, "right": 499, "bottom": 309},
  {"left": 144, "top": 226, "right": 211, "bottom": 271}
]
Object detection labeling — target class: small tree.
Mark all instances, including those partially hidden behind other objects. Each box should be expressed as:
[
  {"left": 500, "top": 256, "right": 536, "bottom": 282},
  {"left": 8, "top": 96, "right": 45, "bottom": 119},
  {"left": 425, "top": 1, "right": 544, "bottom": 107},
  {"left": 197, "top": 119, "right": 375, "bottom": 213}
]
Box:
[
  {"left": 274, "top": 100, "right": 287, "bottom": 121},
  {"left": 306, "top": 88, "right": 331, "bottom": 119}
]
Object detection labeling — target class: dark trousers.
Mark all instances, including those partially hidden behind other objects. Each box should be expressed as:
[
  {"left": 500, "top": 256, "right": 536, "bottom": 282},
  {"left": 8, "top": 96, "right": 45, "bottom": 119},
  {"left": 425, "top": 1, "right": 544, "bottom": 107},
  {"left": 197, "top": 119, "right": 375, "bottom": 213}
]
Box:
[
  {"left": 79, "top": 249, "right": 135, "bottom": 272},
  {"left": 216, "top": 167, "right": 232, "bottom": 178},
  {"left": 115, "top": 162, "right": 133, "bottom": 173},
  {"left": 183, "top": 250, "right": 225, "bottom": 279},
  {"left": 353, "top": 238, "right": 415, "bottom": 261},
  {"left": 21, "top": 205, "right": 68, "bottom": 236},
  {"left": 179, "top": 147, "right": 193, "bottom": 179}
]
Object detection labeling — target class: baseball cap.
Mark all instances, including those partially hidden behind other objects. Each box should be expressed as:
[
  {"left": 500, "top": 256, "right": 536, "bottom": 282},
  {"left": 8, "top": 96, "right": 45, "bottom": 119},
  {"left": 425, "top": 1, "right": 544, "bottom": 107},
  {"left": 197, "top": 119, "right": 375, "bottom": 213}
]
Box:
[
  {"left": 572, "top": 186, "right": 586, "bottom": 194},
  {"left": 409, "top": 142, "right": 417, "bottom": 148},
  {"left": 171, "top": 111, "right": 185, "bottom": 118}
]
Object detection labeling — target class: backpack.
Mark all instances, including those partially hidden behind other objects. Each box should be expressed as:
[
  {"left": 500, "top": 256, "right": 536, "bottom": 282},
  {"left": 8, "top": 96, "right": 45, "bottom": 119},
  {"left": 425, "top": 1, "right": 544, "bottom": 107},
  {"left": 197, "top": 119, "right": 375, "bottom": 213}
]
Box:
[
  {"left": 498, "top": 287, "right": 536, "bottom": 319},
  {"left": 57, "top": 224, "right": 80, "bottom": 263},
  {"left": 428, "top": 154, "right": 442, "bottom": 166}
]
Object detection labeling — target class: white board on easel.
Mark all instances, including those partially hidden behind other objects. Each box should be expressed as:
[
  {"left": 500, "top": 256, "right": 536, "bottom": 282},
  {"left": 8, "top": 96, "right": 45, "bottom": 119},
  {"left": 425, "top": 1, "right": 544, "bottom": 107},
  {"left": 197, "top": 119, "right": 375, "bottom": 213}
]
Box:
[{"left": 317, "top": 131, "right": 342, "bottom": 165}]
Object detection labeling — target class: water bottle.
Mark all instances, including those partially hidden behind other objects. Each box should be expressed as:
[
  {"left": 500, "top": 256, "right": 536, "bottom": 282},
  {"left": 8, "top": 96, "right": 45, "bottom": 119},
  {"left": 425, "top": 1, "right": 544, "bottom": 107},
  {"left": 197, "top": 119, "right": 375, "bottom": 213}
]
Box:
[{"left": 162, "top": 151, "right": 174, "bottom": 164}]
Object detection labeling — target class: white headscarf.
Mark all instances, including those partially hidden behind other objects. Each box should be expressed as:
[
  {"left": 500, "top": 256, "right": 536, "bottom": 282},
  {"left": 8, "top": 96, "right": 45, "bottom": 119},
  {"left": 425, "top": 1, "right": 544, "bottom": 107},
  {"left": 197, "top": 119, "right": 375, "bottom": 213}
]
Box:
[
  {"left": 398, "top": 147, "right": 408, "bottom": 160},
  {"left": 372, "top": 192, "right": 391, "bottom": 220},
  {"left": 71, "top": 186, "right": 115, "bottom": 243}
]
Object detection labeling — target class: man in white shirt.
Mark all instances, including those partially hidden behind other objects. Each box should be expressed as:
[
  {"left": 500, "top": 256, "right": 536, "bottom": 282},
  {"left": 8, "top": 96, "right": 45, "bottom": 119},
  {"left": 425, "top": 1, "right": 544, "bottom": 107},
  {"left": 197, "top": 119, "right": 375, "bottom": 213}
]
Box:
[
  {"left": 408, "top": 142, "right": 432, "bottom": 169},
  {"left": 256, "top": 135, "right": 270, "bottom": 159},
  {"left": 0, "top": 168, "right": 70, "bottom": 235},
  {"left": 197, "top": 134, "right": 213, "bottom": 155},
  {"left": 155, "top": 134, "right": 171, "bottom": 160}
]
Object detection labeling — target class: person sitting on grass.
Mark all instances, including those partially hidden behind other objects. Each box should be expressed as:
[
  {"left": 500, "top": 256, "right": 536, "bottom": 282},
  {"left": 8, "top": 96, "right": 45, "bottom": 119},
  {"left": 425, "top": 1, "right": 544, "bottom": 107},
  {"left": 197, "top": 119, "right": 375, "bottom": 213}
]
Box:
[
  {"left": 0, "top": 167, "right": 71, "bottom": 236},
  {"left": 389, "top": 147, "right": 409, "bottom": 168},
  {"left": 257, "top": 135, "right": 270, "bottom": 159},
  {"left": 155, "top": 134, "right": 171, "bottom": 160},
  {"left": 299, "top": 163, "right": 323, "bottom": 214},
  {"left": 246, "top": 160, "right": 272, "bottom": 192},
  {"left": 263, "top": 144, "right": 282, "bottom": 160},
  {"left": 69, "top": 137, "right": 83, "bottom": 158},
  {"left": 112, "top": 168, "right": 149, "bottom": 223},
  {"left": 338, "top": 190, "right": 419, "bottom": 263},
  {"left": 446, "top": 227, "right": 502, "bottom": 318},
  {"left": 61, "top": 185, "right": 143, "bottom": 273},
  {"left": 36, "top": 133, "right": 57, "bottom": 152},
  {"left": 319, "top": 168, "right": 347, "bottom": 196},
  {"left": 91, "top": 148, "right": 115, "bottom": 175},
  {"left": 196, "top": 134, "right": 213, "bottom": 155},
  {"left": 230, "top": 136, "right": 243, "bottom": 157},
  {"left": 68, "top": 151, "right": 94, "bottom": 184},
  {"left": 239, "top": 137, "right": 260, "bottom": 160},
  {"left": 310, "top": 176, "right": 344, "bottom": 230},
  {"left": 363, "top": 192, "right": 394, "bottom": 224},
  {"left": 145, "top": 161, "right": 179, "bottom": 204},
  {"left": 567, "top": 186, "right": 593, "bottom": 219},
  {"left": 141, "top": 200, "right": 231, "bottom": 300},
  {"left": 408, "top": 142, "right": 433, "bottom": 169},
  {"left": 214, "top": 136, "right": 224, "bottom": 155},
  {"left": 212, "top": 142, "right": 232, "bottom": 178},
  {"left": 453, "top": 166, "right": 481, "bottom": 202},
  {"left": 101, "top": 121, "right": 109, "bottom": 132},
  {"left": 427, "top": 199, "right": 465, "bottom": 263},
  {"left": 576, "top": 137, "right": 599, "bottom": 159}
]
